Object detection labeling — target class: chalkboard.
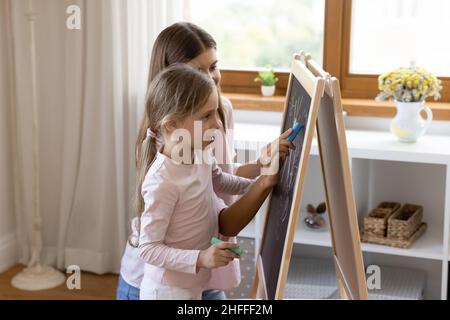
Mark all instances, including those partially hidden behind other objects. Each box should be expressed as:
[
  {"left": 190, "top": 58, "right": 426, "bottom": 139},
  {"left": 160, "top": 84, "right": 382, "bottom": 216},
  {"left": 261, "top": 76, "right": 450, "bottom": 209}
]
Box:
[
  {"left": 256, "top": 57, "right": 325, "bottom": 300},
  {"left": 253, "top": 54, "right": 368, "bottom": 300},
  {"left": 260, "top": 77, "right": 310, "bottom": 299}
]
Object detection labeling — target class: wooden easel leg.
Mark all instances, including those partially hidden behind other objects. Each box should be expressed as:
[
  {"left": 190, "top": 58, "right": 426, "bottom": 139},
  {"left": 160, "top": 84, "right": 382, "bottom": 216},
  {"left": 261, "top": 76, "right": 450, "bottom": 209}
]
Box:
[
  {"left": 337, "top": 279, "right": 348, "bottom": 300},
  {"left": 251, "top": 269, "right": 259, "bottom": 299}
]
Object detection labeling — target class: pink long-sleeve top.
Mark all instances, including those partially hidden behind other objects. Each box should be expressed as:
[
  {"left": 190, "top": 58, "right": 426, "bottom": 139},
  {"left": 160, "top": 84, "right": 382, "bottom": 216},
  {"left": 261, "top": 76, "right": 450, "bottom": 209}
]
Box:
[{"left": 138, "top": 150, "right": 252, "bottom": 289}]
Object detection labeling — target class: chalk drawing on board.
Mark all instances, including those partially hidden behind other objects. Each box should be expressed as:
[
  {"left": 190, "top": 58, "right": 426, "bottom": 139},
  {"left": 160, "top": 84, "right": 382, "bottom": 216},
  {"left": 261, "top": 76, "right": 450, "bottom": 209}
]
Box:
[
  {"left": 259, "top": 74, "right": 315, "bottom": 300},
  {"left": 276, "top": 90, "right": 310, "bottom": 241}
]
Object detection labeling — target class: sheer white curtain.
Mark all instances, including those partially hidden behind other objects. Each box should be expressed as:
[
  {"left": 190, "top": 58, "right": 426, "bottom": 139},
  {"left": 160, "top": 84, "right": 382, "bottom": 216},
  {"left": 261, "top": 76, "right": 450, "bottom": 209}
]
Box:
[
  {"left": 0, "top": 0, "right": 18, "bottom": 273},
  {"left": 2, "top": 0, "right": 182, "bottom": 274}
]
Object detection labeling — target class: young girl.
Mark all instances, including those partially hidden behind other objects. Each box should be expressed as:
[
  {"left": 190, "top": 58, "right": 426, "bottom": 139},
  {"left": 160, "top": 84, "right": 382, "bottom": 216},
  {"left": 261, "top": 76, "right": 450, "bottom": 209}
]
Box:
[
  {"left": 117, "top": 22, "right": 293, "bottom": 300},
  {"left": 136, "top": 64, "right": 287, "bottom": 300}
]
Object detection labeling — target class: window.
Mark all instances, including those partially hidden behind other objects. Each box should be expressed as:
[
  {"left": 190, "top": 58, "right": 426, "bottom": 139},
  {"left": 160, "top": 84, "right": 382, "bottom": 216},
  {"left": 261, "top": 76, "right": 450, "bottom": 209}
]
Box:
[
  {"left": 185, "top": 0, "right": 325, "bottom": 69},
  {"left": 350, "top": 0, "right": 450, "bottom": 76},
  {"left": 325, "top": 0, "right": 450, "bottom": 106},
  {"left": 179, "top": 0, "right": 450, "bottom": 119}
]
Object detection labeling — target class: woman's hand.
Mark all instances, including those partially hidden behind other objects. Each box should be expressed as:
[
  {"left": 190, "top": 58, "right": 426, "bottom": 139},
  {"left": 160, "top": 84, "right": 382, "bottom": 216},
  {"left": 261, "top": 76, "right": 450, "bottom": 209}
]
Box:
[
  {"left": 258, "top": 129, "right": 295, "bottom": 178},
  {"left": 258, "top": 129, "right": 296, "bottom": 169},
  {"left": 197, "top": 242, "right": 240, "bottom": 270}
]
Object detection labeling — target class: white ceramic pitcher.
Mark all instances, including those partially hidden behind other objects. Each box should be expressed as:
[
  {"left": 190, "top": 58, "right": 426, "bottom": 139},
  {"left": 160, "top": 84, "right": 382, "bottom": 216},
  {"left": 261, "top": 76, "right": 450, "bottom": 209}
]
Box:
[{"left": 390, "top": 101, "right": 433, "bottom": 142}]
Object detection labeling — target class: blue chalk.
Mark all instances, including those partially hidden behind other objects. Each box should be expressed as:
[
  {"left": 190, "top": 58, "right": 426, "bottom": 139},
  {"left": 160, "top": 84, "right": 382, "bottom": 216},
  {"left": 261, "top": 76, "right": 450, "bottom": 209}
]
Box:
[{"left": 287, "top": 122, "right": 303, "bottom": 142}]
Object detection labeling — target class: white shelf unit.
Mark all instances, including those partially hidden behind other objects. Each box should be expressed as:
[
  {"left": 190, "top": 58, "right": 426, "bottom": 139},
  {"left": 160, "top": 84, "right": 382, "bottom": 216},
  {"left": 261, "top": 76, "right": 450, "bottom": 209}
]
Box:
[{"left": 235, "top": 125, "right": 450, "bottom": 300}]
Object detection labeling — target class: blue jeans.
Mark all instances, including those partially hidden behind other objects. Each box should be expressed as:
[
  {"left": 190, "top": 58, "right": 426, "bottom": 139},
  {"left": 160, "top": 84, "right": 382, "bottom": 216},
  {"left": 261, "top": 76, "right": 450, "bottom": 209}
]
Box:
[
  {"left": 116, "top": 274, "right": 226, "bottom": 300},
  {"left": 116, "top": 275, "right": 140, "bottom": 300},
  {"left": 202, "top": 289, "right": 227, "bottom": 300}
]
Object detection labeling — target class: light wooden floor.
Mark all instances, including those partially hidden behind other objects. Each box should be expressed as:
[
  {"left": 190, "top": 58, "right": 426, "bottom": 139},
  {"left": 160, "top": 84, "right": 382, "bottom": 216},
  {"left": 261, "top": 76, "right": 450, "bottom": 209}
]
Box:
[{"left": 0, "top": 265, "right": 118, "bottom": 300}]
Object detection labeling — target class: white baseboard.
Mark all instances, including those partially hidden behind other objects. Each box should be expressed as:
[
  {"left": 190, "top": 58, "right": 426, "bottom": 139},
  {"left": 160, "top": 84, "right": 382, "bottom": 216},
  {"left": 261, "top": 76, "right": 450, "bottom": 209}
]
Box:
[{"left": 0, "top": 233, "right": 18, "bottom": 273}]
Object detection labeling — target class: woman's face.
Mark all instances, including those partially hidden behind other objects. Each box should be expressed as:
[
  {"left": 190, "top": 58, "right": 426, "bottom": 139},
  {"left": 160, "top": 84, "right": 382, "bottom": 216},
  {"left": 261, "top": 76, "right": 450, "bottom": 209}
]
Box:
[{"left": 188, "top": 48, "right": 221, "bottom": 86}]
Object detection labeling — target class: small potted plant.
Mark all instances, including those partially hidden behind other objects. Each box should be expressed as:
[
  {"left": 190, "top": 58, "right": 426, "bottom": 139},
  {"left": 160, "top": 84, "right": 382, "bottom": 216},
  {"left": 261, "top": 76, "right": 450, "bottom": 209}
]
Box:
[
  {"left": 376, "top": 65, "right": 442, "bottom": 142},
  {"left": 254, "top": 64, "right": 278, "bottom": 97}
]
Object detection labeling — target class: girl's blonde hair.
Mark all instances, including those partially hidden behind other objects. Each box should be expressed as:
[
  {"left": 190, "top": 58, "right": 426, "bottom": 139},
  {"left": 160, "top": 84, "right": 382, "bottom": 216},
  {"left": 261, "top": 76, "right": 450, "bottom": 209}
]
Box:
[
  {"left": 135, "top": 22, "right": 226, "bottom": 169},
  {"left": 129, "top": 64, "right": 216, "bottom": 247}
]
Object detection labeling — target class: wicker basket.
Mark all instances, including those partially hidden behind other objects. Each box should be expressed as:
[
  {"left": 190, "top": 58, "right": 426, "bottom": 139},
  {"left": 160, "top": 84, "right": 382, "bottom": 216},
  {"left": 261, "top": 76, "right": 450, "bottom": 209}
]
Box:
[
  {"left": 361, "top": 223, "right": 427, "bottom": 249},
  {"left": 387, "top": 204, "right": 423, "bottom": 240},
  {"left": 364, "top": 202, "right": 401, "bottom": 237}
]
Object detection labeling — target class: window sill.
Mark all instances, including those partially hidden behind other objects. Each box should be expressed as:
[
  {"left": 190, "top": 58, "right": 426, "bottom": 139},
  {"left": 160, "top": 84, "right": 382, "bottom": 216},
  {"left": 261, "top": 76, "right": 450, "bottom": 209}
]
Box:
[
  {"left": 223, "top": 92, "right": 450, "bottom": 121},
  {"left": 223, "top": 92, "right": 285, "bottom": 112}
]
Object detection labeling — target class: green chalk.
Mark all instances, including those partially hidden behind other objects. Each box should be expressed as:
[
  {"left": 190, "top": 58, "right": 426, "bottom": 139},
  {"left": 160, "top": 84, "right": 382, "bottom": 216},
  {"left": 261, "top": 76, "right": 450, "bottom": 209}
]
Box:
[{"left": 210, "top": 237, "right": 242, "bottom": 256}]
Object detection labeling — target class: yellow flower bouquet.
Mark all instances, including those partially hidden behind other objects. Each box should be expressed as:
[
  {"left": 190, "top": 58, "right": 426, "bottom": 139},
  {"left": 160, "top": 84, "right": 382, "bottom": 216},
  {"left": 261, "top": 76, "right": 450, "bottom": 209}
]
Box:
[{"left": 376, "top": 66, "right": 442, "bottom": 103}]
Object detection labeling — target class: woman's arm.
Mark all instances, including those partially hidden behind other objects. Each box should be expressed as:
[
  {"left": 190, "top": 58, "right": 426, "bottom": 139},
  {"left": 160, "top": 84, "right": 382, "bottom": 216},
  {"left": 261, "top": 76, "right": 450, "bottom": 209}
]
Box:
[
  {"left": 234, "top": 129, "right": 294, "bottom": 179},
  {"left": 218, "top": 173, "right": 277, "bottom": 237},
  {"left": 234, "top": 161, "right": 261, "bottom": 179},
  {"left": 219, "top": 128, "right": 295, "bottom": 236},
  {"left": 212, "top": 162, "right": 254, "bottom": 195}
]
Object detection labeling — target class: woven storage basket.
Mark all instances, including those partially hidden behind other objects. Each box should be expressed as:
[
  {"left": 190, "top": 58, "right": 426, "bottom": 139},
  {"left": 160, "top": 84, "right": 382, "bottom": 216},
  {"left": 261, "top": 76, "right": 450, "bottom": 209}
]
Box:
[
  {"left": 387, "top": 204, "right": 423, "bottom": 240},
  {"left": 364, "top": 202, "right": 401, "bottom": 236},
  {"left": 361, "top": 223, "right": 427, "bottom": 249}
]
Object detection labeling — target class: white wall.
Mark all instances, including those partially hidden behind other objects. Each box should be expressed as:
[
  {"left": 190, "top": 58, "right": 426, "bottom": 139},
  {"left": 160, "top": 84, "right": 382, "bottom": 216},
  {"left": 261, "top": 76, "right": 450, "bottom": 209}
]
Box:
[{"left": 0, "top": 0, "right": 18, "bottom": 273}]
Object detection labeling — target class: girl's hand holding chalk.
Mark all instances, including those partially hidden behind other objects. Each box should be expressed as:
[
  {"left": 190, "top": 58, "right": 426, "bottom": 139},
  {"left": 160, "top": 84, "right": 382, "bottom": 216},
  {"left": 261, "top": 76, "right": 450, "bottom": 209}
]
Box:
[
  {"left": 211, "top": 237, "right": 242, "bottom": 255},
  {"left": 196, "top": 239, "right": 241, "bottom": 270}
]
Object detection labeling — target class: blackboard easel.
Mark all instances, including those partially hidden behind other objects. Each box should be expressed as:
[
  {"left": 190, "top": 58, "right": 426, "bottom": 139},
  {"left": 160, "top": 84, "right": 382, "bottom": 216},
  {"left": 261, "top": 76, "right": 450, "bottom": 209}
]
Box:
[{"left": 252, "top": 53, "right": 368, "bottom": 300}]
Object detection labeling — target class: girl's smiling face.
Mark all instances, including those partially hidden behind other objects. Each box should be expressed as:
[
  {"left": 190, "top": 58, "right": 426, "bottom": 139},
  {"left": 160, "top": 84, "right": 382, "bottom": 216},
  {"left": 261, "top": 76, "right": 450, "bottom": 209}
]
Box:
[
  {"left": 175, "top": 88, "right": 221, "bottom": 151},
  {"left": 188, "top": 48, "right": 221, "bottom": 86}
]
